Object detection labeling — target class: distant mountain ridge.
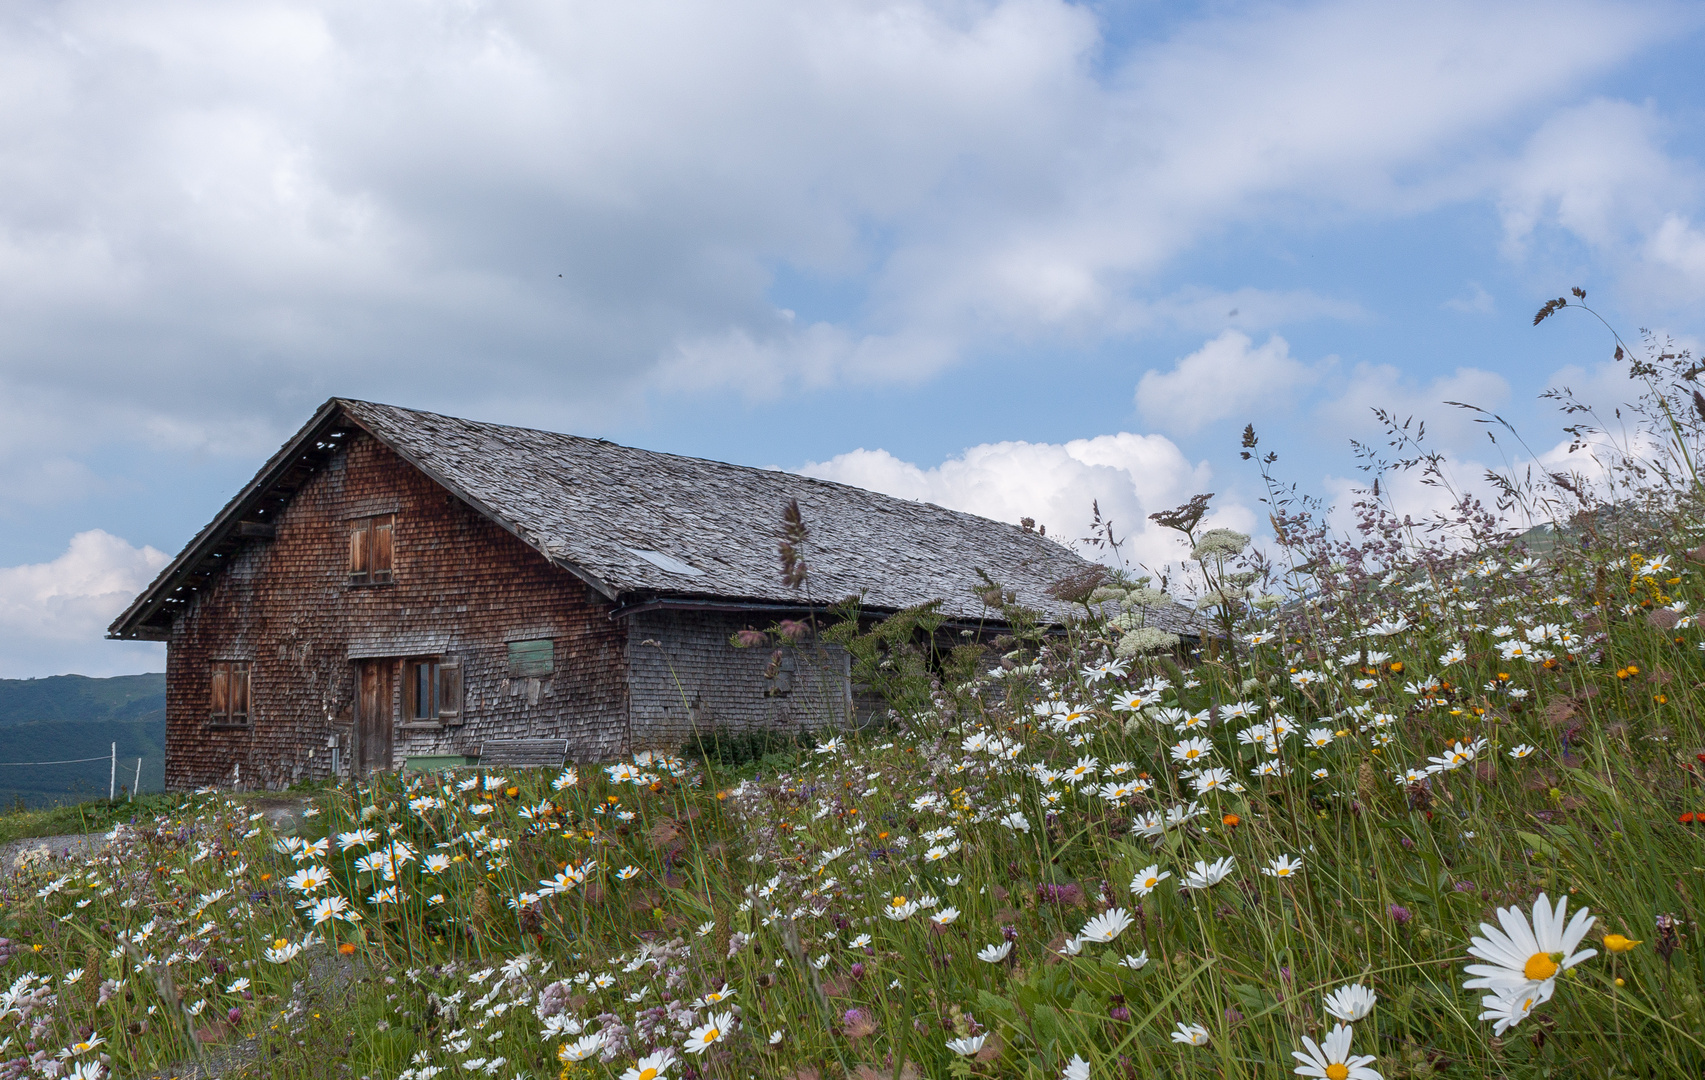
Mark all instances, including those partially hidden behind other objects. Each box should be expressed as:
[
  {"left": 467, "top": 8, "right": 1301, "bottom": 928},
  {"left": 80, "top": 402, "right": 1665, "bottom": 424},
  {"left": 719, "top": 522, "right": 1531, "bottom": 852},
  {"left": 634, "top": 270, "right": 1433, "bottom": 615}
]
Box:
[{"left": 0, "top": 674, "right": 165, "bottom": 806}]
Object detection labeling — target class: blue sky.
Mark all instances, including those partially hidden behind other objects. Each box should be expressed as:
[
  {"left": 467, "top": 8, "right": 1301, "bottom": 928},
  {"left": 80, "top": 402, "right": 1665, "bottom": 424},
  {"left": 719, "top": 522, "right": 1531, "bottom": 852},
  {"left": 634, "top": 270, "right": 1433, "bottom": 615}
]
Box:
[{"left": 0, "top": 0, "right": 1701, "bottom": 676}]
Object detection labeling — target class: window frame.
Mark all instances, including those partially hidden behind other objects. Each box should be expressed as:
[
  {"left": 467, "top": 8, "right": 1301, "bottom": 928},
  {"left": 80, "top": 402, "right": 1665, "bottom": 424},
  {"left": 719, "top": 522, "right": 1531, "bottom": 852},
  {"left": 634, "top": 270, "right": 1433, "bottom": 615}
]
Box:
[
  {"left": 400, "top": 654, "right": 463, "bottom": 729},
  {"left": 208, "top": 659, "right": 252, "bottom": 728}
]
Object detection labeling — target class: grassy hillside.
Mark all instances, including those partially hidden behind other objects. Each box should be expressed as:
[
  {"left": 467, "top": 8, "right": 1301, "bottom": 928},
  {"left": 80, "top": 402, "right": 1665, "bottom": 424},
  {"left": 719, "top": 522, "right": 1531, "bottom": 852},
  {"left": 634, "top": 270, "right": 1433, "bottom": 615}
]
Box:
[
  {"left": 4, "top": 499, "right": 1705, "bottom": 1078},
  {"left": 0, "top": 673, "right": 164, "bottom": 806}
]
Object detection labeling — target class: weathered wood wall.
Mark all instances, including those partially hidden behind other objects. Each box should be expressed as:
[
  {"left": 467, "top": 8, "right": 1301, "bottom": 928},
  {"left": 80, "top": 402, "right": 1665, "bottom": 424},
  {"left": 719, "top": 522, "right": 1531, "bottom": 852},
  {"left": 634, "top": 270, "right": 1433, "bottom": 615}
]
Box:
[
  {"left": 625, "top": 609, "right": 852, "bottom": 748},
  {"left": 164, "top": 432, "right": 629, "bottom": 789}
]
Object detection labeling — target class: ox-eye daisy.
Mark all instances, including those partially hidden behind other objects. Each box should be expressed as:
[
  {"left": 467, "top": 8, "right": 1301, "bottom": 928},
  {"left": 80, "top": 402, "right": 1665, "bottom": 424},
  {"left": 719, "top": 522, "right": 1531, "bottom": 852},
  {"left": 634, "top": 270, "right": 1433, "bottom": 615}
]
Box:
[
  {"left": 685, "top": 1011, "right": 733, "bottom": 1054},
  {"left": 1130, "top": 865, "right": 1170, "bottom": 896},
  {"left": 1171, "top": 1022, "right": 1210, "bottom": 1046},
  {"left": 1463, "top": 892, "right": 1596, "bottom": 1003},
  {"left": 620, "top": 1049, "right": 676, "bottom": 1080},
  {"left": 1322, "top": 983, "right": 1376, "bottom": 1022},
  {"left": 1077, "top": 908, "right": 1132, "bottom": 944},
  {"left": 1291, "top": 1023, "right": 1381, "bottom": 1080}
]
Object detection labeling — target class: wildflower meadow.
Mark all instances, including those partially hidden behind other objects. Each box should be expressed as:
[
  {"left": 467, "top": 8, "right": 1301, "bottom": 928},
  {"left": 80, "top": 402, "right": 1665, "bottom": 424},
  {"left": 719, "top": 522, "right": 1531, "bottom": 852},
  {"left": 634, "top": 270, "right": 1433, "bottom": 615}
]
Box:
[{"left": 3, "top": 297, "right": 1704, "bottom": 1079}]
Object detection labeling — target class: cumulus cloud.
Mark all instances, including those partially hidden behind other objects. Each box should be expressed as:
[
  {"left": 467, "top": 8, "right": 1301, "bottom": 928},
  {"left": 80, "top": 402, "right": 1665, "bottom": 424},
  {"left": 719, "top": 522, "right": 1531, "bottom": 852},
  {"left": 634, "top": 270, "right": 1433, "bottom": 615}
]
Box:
[
  {"left": 1315, "top": 363, "right": 1511, "bottom": 452},
  {"left": 1135, "top": 331, "right": 1327, "bottom": 434},
  {"left": 0, "top": 0, "right": 1681, "bottom": 451},
  {"left": 1498, "top": 98, "right": 1705, "bottom": 306},
  {"left": 0, "top": 532, "right": 168, "bottom": 678},
  {"left": 799, "top": 433, "right": 1253, "bottom": 573}
]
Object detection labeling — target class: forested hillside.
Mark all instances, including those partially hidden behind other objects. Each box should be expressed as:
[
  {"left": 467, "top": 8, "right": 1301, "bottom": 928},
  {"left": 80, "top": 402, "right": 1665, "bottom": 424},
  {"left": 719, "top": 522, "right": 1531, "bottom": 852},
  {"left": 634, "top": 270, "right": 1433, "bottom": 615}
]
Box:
[{"left": 0, "top": 674, "right": 165, "bottom": 806}]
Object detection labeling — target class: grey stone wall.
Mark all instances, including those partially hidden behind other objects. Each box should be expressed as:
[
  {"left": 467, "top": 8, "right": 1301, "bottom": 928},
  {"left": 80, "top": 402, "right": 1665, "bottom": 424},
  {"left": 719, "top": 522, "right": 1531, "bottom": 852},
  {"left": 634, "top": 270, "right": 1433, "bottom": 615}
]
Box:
[{"left": 625, "top": 610, "right": 852, "bottom": 749}]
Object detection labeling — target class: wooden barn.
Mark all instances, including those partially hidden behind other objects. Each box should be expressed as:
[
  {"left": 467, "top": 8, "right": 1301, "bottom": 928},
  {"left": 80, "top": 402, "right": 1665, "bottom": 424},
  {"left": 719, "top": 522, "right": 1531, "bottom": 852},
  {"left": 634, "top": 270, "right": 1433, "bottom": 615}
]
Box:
[{"left": 108, "top": 399, "right": 1190, "bottom": 789}]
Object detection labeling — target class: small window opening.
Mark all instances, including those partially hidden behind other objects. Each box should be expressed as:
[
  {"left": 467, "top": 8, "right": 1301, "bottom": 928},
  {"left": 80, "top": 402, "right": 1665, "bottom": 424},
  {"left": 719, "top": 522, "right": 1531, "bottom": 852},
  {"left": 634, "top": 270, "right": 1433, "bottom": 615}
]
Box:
[
  {"left": 348, "top": 515, "right": 395, "bottom": 584},
  {"left": 403, "top": 655, "right": 462, "bottom": 725},
  {"left": 210, "top": 660, "right": 251, "bottom": 726}
]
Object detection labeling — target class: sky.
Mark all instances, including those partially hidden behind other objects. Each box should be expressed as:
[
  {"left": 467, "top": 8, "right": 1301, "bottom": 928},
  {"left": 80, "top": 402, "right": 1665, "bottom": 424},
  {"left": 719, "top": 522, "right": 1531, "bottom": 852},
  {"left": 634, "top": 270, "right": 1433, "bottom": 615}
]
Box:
[{"left": 1, "top": 0, "right": 1702, "bottom": 678}]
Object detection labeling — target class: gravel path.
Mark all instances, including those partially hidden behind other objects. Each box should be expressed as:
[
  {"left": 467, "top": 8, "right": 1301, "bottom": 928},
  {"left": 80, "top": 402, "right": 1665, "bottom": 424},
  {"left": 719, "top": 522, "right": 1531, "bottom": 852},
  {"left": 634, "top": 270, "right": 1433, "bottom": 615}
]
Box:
[
  {"left": 0, "top": 831, "right": 109, "bottom": 871},
  {"left": 0, "top": 796, "right": 315, "bottom": 875}
]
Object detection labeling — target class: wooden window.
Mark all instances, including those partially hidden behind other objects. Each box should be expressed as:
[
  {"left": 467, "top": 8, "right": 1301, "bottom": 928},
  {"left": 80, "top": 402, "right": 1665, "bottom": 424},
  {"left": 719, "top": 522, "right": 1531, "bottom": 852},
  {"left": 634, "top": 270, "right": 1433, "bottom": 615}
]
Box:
[
  {"left": 403, "top": 656, "right": 462, "bottom": 726},
  {"left": 507, "top": 639, "right": 554, "bottom": 677},
  {"left": 348, "top": 515, "right": 395, "bottom": 585},
  {"left": 209, "top": 660, "right": 251, "bottom": 726}
]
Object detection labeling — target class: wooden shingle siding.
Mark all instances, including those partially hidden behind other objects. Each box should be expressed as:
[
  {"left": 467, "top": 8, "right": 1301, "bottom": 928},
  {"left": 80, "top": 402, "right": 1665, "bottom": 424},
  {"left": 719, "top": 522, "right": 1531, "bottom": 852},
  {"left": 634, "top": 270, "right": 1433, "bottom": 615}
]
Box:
[
  {"left": 625, "top": 609, "right": 851, "bottom": 748},
  {"left": 117, "top": 398, "right": 1203, "bottom": 790},
  {"left": 163, "top": 433, "right": 628, "bottom": 790}
]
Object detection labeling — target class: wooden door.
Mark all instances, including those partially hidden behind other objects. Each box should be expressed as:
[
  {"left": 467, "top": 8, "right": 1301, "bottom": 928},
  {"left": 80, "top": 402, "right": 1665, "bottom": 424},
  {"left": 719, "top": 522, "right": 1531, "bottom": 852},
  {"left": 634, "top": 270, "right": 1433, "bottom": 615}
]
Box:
[{"left": 356, "top": 660, "right": 394, "bottom": 775}]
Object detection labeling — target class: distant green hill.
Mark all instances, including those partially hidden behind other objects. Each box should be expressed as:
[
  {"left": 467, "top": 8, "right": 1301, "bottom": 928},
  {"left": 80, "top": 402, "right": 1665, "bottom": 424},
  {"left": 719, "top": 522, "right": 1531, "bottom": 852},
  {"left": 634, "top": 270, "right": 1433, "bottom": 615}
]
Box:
[{"left": 0, "top": 674, "right": 165, "bottom": 807}]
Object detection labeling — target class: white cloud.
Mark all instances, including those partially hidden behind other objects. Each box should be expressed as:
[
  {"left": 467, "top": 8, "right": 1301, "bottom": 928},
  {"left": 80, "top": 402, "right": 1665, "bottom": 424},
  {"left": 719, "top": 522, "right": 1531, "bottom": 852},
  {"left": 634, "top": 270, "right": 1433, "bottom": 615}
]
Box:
[
  {"left": 1135, "top": 331, "right": 1326, "bottom": 434},
  {"left": 799, "top": 432, "right": 1253, "bottom": 573},
  {"left": 1442, "top": 283, "right": 1496, "bottom": 315},
  {"left": 0, "top": 0, "right": 1680, "bottom": 441},
  {"left": 659, "top": 322, "right": 958, "bottom": 400},
  {"left": 0, "top": 532, "right": 168, "bottom": 677},
  {"left": 1316, "top": 363, "right": 1511, "bottom": 452},
  {"left": 1498, "top": 98, "right": 1705, "bottom": 305},
  {"left": 1645, "top": 215, "right": 1705, "bottom": 295}
]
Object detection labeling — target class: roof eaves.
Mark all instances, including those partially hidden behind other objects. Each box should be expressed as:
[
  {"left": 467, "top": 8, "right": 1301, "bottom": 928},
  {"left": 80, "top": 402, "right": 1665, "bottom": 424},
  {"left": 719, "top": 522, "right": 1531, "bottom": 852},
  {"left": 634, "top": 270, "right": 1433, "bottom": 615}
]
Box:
[{"left": 107, "top": 398, "right": 352, "bottom": 640}]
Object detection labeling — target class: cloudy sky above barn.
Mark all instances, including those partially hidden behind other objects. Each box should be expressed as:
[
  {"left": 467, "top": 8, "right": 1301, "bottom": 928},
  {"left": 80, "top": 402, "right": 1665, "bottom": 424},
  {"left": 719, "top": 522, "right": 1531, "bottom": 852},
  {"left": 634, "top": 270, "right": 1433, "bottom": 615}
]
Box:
[{"left": 1, "top": 0, "right": 1702, "bottom": 676}]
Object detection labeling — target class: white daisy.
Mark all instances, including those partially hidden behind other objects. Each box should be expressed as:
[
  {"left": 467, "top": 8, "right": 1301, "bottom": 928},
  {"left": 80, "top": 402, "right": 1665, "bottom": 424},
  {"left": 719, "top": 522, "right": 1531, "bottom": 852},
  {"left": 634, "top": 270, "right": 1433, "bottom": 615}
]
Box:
[
  {"left": 1077, "top": 908, "right": 1132, "bottom": 944},
  {"left": 1291, "top": 1022, "right": 1380, "bottom": 1080},
  {"left": 1130, "top": 865, "right": 1170, "bottom": 896},
  {"left": 1322, "top": 983, "right": 1376, "bottom": 1022},
  {"left": 1463, "top": 892, "right": 1596, "bottom": 1004}
]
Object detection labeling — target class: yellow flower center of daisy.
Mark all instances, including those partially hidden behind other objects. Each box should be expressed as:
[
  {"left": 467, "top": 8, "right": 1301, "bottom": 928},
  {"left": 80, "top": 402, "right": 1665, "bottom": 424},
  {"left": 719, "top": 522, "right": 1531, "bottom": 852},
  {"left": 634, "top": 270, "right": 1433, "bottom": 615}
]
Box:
[
  {"left": 1326, "top": 1065, "right": 1349, "bottom": 1080},
  {"left": 702, "top": 1027, "right": 719, "bottom": 1043},
  {"left": 640, "top": 1070, "right": 659, "bottom": 1080},
  {"left": 1276, "top": 868, "right": 1290, "bottom": 876},
  {"left": 1524, "top": 952, "right": 1559, "bottom": 981}
]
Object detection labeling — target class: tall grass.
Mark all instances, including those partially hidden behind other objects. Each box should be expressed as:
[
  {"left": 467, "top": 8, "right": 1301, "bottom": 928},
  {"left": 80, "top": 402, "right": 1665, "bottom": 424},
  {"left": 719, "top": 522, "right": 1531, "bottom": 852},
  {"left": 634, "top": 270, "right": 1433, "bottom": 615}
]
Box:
[{"left": 2, "top": 306, "right": 1704, "bottom": 1078}]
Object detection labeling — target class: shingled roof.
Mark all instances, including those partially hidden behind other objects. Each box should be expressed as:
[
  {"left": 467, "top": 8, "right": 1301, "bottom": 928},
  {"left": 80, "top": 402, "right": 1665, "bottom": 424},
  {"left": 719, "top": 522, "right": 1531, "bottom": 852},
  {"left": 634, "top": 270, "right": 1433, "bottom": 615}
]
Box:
[{"left": 110, "top": 398, "right": 1204, "bottom": 639}]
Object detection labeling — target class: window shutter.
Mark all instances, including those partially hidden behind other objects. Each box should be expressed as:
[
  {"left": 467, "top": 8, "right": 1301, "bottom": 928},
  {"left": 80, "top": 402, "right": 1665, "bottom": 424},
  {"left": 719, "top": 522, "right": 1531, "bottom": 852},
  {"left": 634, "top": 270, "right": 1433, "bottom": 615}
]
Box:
[
  {"left": 372, "top": 516, "right": 394, "bottom": 581},
  {"left": 231, "top": 664, "right": 250, "bottom": 724},
  {"left": 402, "top": 660, "right": 419, "bottom": 720},
  {"left": 349, "top": 519, "right": 371, "bottom": 582},
  {"left": 437, "top": 657, "right": 463, "bottom": 724},
  {"left": 210, "top": 664, "right": 229, "bottom": 721}
]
